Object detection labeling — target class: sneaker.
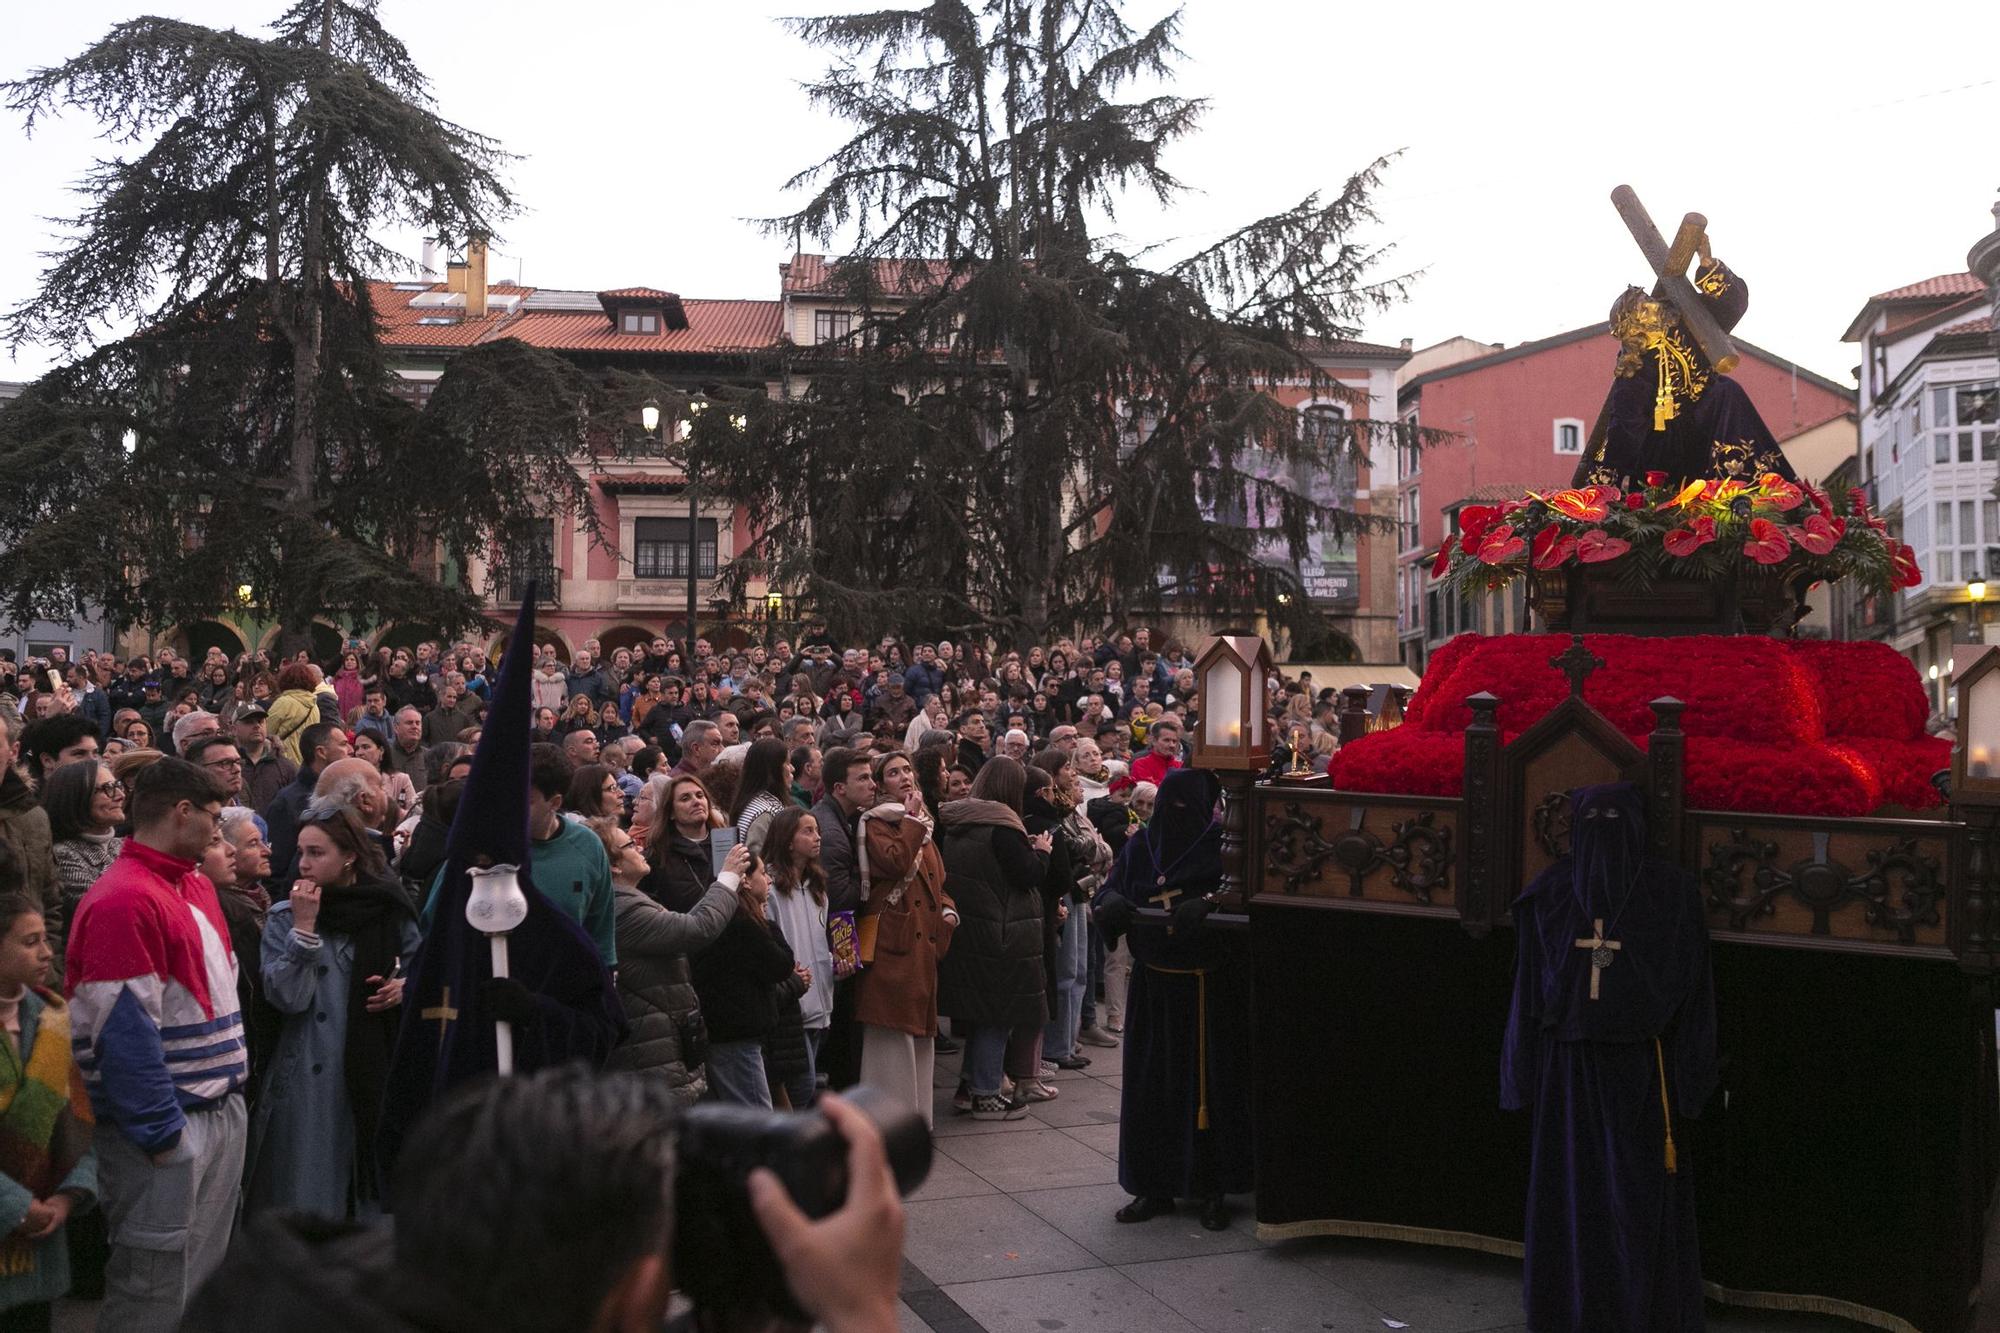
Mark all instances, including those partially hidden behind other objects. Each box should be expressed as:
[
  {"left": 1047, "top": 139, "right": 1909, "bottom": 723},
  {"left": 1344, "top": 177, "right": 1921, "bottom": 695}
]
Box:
[
  {"left": 1017, "top": 1080, "right": 1060, "bottom": 1103},
  {"left": 1054, "top": 1053, "right": 1092, "bottom": 1071},
  {"left": 934, "top": 1035, "right": 961, "bottom": 1054},
  {"left": 970, "top": 1093, "right": 1029, "bottom": 1121},
  {"left": 1039, "top": 1060, "right": 1059, "bottom": 1078},
  {"left": 952, "top": 1085, "right": 972, "bottom": 1115},
  {"left": 1105, "top": 1023, "right": 1123, "bottom": 1035},
  {"left": 1078, "top": 1025, "right": 1120, "bottom": 1048}
]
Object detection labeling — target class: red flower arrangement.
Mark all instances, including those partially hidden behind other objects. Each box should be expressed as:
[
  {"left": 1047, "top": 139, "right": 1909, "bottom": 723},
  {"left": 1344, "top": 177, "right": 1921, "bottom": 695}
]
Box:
[
  {"left": 1433, "top": 473, "right": 1913, "bottom": 601},
  {"left": 1332, "top": 633, "right": 1948, "bottom": 818}
]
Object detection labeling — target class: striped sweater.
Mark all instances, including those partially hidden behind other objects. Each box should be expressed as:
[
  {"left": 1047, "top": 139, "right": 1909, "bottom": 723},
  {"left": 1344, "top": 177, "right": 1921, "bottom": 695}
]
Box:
[{"left": 64, "top": 840, "right": 246, "bottom": 1154}]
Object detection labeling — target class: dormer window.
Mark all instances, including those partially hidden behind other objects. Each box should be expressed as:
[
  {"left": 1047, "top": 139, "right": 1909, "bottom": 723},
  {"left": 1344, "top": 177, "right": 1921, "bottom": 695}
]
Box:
[{"left": 598, "top": 288, "right": 689, "bottom": 337}]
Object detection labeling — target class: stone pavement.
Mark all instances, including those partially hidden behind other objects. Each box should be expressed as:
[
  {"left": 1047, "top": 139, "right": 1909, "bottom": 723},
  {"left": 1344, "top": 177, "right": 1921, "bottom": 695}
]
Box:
[{"left": 888, "top": 1043, "right": 1937, "bottom": 1333}]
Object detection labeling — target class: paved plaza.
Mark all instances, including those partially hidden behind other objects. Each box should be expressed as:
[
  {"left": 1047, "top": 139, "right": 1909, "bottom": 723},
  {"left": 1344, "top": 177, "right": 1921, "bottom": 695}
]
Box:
[{"left": 886, "top": 1046, "right": 1994, "bottom": 1333}]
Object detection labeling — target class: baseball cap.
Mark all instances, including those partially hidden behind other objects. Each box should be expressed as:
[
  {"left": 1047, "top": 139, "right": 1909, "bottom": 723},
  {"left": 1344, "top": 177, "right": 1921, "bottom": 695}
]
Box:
[{"left": 238, "top": 702, "right": 270, "bottom": 721}]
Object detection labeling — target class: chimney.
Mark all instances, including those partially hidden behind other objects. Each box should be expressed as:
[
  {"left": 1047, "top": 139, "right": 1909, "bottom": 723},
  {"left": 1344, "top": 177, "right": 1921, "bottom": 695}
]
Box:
[
  {"left": 465, "top": 235, "right": 489, "bottom": 319},
  {"left": 420, "top": 238, "right": 438, "bottom": 280},
  {"left": 1399, "top": 337, "right": 1413, "bottom": 352}
]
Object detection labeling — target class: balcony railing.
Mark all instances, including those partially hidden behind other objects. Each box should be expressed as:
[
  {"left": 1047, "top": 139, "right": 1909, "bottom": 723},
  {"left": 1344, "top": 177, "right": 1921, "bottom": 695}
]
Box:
[{"left": 494, "top": 566, "right": 562, "bottom": 607}]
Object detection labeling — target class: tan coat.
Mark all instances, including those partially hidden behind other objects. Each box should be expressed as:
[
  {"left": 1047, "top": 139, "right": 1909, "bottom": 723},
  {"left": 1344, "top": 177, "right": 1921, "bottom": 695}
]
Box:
[{"left": 852, "top": 806, "right": 956, "bottom": 1038}]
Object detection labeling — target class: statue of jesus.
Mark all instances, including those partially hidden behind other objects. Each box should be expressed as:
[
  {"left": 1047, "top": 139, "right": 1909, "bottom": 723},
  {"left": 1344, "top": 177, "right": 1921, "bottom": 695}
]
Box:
[{"left": 1573, "top": 244, "right": 1801, "bottom": 490}]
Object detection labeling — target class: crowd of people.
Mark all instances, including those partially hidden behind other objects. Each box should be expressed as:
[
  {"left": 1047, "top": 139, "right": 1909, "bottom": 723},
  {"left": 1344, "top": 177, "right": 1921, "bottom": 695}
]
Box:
[{"left": 0, "top": 624, "right": 1346, "bottom": 1331}]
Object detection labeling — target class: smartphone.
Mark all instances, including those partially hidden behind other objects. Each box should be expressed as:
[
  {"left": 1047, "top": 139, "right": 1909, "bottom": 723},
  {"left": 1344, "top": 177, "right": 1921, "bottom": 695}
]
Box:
[{"left": 709, "top": 827, "right": 738, "bottom": 875}]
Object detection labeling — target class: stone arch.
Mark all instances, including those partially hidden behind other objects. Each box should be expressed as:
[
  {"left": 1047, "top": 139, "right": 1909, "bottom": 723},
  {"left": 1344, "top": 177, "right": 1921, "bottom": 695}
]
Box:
[
  {"left": 254, "top": 619, "right": 346, "bottom": 663},
  {"left": 174, "top": 619, "right": 248, "bottom": 665},
  {"left": 595, "top": 622, "right": 657, "bottom": 660},
  {"left": 487, "top": 624, "right": 572, "bottom": 666}
]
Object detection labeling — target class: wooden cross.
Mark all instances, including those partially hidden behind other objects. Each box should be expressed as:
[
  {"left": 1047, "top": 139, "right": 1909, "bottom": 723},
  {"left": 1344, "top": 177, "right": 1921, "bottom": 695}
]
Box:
[
  {"left": 422, "top": 986, "right": 459, "bottom": 1054},
  {"left": 1609, "top": 184, "right": 1740, "bottom": 374},
  {"left": 1573, "top": 919, "right": 1623, "bottom": 1000},
  {"left": 1149, "top": 883, "right": 1185, "bottom": 911},
  {"left": 1551, "top": 635, "right": 1604, "bottom": 699}
]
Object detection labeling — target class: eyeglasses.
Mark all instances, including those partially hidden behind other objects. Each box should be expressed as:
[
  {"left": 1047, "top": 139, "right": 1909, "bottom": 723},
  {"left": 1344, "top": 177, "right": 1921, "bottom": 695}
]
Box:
[
  {"left": 204, "top": 758, "right": 245, "bottom": 771},
  {"left": 93, "top": 781, "right": 123, "bottom": 798}
]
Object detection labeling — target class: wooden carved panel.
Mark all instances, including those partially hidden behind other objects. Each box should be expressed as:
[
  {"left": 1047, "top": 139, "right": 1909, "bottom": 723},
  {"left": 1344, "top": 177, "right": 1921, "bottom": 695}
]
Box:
[
  {"left": 1257, "top": 795, "right": 1459, "bottom": 916},
  {"left": 1517, "top": 732, "right": 1639, "bottom": 890},
  {"left": 1694, "top": 815, "right": 1953, "bottom": 956}
]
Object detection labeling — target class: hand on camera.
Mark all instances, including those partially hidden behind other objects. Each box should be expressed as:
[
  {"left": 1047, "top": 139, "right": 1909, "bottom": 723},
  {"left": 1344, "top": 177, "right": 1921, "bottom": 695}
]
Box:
[{"left": 747, "top": 1094, "right": 904, "bottom": 1333}]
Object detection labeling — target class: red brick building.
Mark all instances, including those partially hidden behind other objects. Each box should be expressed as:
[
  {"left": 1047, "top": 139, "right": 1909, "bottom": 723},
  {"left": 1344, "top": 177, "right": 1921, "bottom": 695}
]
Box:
[{"left": 1395, "top": 325, "right": 1854, "bottom": 670}]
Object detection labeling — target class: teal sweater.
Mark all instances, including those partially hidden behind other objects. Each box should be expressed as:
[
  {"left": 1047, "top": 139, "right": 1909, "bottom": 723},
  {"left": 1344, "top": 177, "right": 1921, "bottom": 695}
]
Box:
[{"left": 422, "top": 816, "right": 618, "bottom": 966}]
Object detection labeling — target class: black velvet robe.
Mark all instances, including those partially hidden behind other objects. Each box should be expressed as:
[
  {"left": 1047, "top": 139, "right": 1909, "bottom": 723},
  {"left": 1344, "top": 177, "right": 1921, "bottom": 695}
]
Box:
[
  {"left": 1501, "top": 783, "right": 1716, "bottom": 1333},
  {"left": 1094, "top": 769, "right": 1253, "bottom": 1200}
]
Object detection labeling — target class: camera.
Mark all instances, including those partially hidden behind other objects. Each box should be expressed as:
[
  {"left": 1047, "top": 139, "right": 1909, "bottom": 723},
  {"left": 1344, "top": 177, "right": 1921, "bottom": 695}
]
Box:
[{"left": 671, "top": 1086, "right": 931, "bottom": 1324}]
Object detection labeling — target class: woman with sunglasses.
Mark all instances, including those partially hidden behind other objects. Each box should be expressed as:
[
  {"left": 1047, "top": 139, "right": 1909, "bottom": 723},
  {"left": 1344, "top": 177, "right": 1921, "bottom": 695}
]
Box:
[{"left": 42, "top": 759, "right": 125, "bottom": 957}]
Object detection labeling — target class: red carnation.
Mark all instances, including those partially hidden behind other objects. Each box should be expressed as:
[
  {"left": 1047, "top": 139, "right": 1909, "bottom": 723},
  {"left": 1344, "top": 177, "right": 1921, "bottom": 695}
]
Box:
[
  {"left": 1532, "top": 525, "right": 1578, "bottom": 570},
  {"left": 1662, "top": 515, "right": 1717, "bottom": 557},
  {"left": 1743, "top": 518, "right": 1791, "bottom": 565},
  {"left": 1625, "top": 493, "right": 1645, "bottom": 510},
  {"left": 1575, "top": 528, "right": 1631, "bottom": 564}
]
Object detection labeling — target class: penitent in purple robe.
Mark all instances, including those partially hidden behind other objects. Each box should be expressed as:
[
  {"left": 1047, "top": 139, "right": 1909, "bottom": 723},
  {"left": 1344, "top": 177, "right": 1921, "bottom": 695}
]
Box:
[{"left": 1501, "top": 783, "right": 1717, "bottom": 1332}]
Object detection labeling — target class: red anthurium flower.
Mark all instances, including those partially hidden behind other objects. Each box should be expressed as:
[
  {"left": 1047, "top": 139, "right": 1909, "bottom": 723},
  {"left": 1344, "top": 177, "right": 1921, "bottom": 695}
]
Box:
[
  {"left": 1890, "top": 542, "right": 1923, "bottom": 589},
  {"left": 1791, "top": 513, "right": 1846, "bottom": 556},
  {"left": 1756, "top": 474, "right": 1805, "bottom": 511},
  {"left": 1848, "top": 487, "right": 1870, "bottom": 515},
  {"left": 1625, "top": 493, "right": 1645, "bottom": 510},
  {"left": 1575, "top": 528, "right": 1631, "bottom": 564},
  {"left": 1431, "top": 545, "right": 1453, "bottom": 579},
  {"left": 1458, "top": 505, "right": 1500, "bottom": 543},
  {"left": 1662, "top": 516, "right": 1717, "bottom": 557},
  {"left": 1547, "top": 487, "right": 1611, "bottom": 522},
  {"left": 1742, "top": 518, "right": 1791, "bottom": 564},
  {"left": 1475, "top": 524, "right": 1526, "bottom": 565},
  {"left": 1804, "top": 484, "right": 1835, "bottom": 521},
  {"left": 1531, "top": 525, "right": 1578, "bottom": 570},
  {"left": 1660, "top": 478, "right": 1708, "bottom": 510}
]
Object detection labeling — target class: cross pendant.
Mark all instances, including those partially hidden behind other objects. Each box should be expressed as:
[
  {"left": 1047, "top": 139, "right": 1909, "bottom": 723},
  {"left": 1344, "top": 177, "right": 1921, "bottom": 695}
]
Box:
[
  {"left": 1150, "top": 885, "right": 1184, "bottom": 912},
  {"left": 422, "top": 986, "right": 460, "bottom": 1054},
  {"left": 1572, "top": 918, "right": 1622, "bottom": 1001}
]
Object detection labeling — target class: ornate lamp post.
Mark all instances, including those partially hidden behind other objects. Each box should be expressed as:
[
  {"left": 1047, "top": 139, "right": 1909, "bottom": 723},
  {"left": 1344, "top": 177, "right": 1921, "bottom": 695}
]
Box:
[{"left": 1190, "top": 634, "right": 1274, "bottom": 903}]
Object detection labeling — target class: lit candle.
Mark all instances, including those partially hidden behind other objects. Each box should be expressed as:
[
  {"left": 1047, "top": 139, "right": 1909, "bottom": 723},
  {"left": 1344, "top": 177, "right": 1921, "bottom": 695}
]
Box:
[{"left": 1974, "top": 745, "right": 1993, "bottom": 779}]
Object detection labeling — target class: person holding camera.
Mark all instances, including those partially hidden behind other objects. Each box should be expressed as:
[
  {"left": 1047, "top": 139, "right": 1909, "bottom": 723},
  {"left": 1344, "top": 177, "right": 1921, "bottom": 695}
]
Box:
[
  {"left": 183, "top": 1067, "right": 909, "bottom": 1333},
  {"left": 595, "top": 817, "right": 739, "bottom": 1109}
]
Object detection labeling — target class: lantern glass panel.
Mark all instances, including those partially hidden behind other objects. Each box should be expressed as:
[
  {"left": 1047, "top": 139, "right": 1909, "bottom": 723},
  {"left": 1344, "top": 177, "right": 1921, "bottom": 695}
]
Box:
[
  {"left": 1249, "top": 661, "right": 1266, "bottom": 746},
  {"left": 1204, "top": 656, "right": 1243, "bottom": 750},
  {"left": 1968, "top": 669, "right": 2000, "bottom": 779}
]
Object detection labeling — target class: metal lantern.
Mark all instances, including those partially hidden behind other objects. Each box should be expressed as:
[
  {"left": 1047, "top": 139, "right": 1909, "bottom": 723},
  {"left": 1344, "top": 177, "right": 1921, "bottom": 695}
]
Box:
[
  {"left": 1191, "top": 633, "right": 1273, "bottom": 772},
  {"left": 1955, "top": 644, "right": 2000, "bottom": 806}
]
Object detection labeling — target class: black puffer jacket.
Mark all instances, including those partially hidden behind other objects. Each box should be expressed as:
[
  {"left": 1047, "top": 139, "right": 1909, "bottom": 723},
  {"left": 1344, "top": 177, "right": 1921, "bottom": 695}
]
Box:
[
  {"left": 641, "top": 829, "right": 713, "bottom": 912},
  {"left": 935, "top": 799, "right": 1050, "bottom": 1029}
]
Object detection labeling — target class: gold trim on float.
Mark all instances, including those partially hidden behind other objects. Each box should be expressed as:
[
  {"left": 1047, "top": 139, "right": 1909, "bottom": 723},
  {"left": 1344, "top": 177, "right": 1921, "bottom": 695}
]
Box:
[
  {"left": 1250, "top": 1219, "right": 1948, "bottom": 1333},
  {"left": 1253, "top": 1218, "right": 1523, "bottom": 1258}
]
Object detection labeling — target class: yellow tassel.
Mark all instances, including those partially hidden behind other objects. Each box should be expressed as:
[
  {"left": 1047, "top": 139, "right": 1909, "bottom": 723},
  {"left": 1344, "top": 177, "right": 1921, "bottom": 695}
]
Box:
[{"left": 1655, "top": 1037, "right": 1678, "bottom": 1175}]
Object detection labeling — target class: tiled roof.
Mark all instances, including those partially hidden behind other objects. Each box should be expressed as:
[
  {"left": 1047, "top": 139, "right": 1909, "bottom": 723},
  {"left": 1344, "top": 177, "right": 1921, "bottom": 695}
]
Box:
[
  {"left": 780, "top": 253, "right": 961, "bottom": 297},
  {"left": 367, "top": 281, "right": 780, "bottom": 355},
  {"left": 1299, "top": 335, "right": 1411, "bottom": 360},
  {"left": 593, "top": 472, "right": 686, "bottom": 489},
  {"left": 505, "top": 299, "right": 780, "bottom": 354},
  {"left": 1939, "top": 315, "right": 1995, "bottom": 337},
  {"left": 1866, "top": 272, "right": 1983, "bottom": 303},
  {"left": 599, "top": 287, "right": 676, "bottom": 300}
]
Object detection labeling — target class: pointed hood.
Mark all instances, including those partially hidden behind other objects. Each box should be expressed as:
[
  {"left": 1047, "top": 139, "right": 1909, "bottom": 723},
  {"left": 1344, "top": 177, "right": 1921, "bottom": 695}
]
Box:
[{"left": 443, "top": 589, "right": 537, "bottom": 871}]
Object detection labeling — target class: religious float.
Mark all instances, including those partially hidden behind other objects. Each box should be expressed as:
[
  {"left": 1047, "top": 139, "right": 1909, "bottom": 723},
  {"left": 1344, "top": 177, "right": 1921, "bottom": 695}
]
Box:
[{"left": 1204, "top": 189, "right": 1997, "bottom": 1333}]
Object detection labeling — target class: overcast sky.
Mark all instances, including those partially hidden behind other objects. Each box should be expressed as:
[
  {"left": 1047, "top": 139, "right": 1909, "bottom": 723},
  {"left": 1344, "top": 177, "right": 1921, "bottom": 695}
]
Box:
[{"left": 5, "top": 0, "right": 1997, "bottom": 389}]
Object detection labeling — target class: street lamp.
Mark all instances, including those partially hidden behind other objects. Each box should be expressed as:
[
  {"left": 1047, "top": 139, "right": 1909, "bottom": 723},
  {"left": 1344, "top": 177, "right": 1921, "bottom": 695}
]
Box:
[{"left": 640, "top": 399, "right": 661, "bottom": 437}]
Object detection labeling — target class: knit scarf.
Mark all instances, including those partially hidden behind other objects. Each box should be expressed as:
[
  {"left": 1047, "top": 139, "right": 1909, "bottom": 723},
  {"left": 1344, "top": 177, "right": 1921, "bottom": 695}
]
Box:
[
  {"left": 0, "top": 990, "right": 93, "bottom": 1277},
  {"left": 315, "top": 877, "right": 416, "bottom": 1206}
]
